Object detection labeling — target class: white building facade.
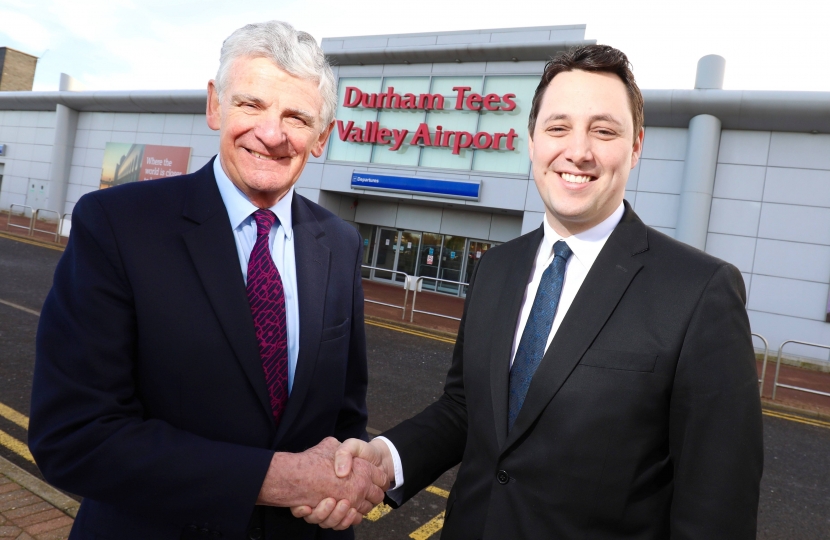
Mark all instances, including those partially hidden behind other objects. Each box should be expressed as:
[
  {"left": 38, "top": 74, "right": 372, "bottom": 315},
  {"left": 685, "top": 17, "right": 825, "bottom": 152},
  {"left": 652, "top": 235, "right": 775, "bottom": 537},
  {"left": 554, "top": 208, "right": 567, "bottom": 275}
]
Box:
[{"left": 2, "top": 25, "right": 830, "bottom": 365}]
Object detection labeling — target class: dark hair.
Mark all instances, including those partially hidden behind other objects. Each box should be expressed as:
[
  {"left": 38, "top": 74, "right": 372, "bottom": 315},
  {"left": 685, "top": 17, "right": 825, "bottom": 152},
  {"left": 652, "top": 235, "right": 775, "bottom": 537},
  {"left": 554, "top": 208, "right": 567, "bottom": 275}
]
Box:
[{"left": 527, "top": 44, "right": 644, "bottom": 139}]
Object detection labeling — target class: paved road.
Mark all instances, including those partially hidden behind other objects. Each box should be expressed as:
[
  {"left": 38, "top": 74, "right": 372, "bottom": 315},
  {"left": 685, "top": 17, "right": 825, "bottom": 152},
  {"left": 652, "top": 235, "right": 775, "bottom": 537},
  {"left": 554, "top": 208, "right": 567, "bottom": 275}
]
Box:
[{"left": 1, "top": 235, "right": 829, "bottom": 539}]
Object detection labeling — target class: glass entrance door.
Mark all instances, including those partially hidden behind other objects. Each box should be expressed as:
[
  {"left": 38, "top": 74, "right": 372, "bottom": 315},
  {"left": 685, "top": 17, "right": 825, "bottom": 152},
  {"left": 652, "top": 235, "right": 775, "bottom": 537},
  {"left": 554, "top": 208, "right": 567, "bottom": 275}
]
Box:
[
  {"left": 373, "top": 228, "right": 400, "bottom": 281},
  {"left": 439, "top": 235, "right": 466, "bottom": 295},
  {"left": 394, "top": 230, "right": 422, "bottom": 283},
  {"left": 464, "top": 240, "right": 496, "bottom": 290}
]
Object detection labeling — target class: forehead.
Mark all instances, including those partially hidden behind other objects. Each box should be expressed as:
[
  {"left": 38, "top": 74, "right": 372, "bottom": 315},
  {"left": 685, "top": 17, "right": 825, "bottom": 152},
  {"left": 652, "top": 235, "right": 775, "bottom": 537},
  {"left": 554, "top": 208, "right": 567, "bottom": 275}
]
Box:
[
  {"left": 225, "top": 56, "right": 322, "bottom": 109},
  {"left": 539, "top": 70, "right": 633, "bottom": 124}
]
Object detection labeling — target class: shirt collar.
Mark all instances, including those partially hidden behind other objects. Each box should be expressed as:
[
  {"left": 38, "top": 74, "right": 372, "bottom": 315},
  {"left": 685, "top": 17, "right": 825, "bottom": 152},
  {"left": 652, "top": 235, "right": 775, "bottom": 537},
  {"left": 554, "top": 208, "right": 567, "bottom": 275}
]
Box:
[
  {"left": 213, "top": 156, "right": 294, "bottom": 239},
  {"left": 541, "top": 202, "right": 624, "bottom": 269}
]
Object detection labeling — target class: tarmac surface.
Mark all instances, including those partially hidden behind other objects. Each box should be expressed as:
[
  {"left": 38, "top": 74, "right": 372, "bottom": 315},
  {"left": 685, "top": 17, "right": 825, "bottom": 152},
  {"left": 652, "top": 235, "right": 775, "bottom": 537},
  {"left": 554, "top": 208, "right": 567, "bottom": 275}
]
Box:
[{"left": 1, "top": 231, "right": 830, "bottom": 539}]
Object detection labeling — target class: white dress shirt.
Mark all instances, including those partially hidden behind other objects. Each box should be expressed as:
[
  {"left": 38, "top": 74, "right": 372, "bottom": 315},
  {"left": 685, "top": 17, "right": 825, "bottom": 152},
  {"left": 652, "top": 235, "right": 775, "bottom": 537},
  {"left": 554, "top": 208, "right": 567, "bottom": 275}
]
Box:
[
  {"left": 213, "top": 156, "right": 301, "bottom": 394},
  {"left": 379, "top": 202, "right": 625, "bottom": 496}
]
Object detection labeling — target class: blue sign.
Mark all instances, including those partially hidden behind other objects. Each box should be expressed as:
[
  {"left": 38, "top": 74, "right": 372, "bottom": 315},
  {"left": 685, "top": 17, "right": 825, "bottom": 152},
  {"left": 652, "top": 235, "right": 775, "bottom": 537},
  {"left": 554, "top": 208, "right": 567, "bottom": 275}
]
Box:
[
  {"left": 450, "top": 251, "right": 456, "bottom": 259},
  {"left": 351, "top": 172, "right": 481, "bottom": 201},
  {"left": 428, "top": 248, "right": 434, "bottom": 255},
  {"left": 364, "top": 238, "right": 369, "bottom": 246}
]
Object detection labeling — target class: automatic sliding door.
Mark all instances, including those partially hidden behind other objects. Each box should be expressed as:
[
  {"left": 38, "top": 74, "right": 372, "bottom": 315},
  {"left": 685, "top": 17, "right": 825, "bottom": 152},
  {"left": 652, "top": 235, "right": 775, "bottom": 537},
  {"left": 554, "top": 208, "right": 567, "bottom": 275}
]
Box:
[
  {"left": 439, "top": 235, "right": 466, "bottom": 295},
  {"left": 418, "top": 233, "right": 443, "bottom": 292},
  {"left": 395, "top": 231, "right": 422, "bottom": 283},
  {"left": 357, "top": 224, "right": 377, "bottom": 279},
  {"left": 374, "top": 228, "right": 399, "bottom": 281}
]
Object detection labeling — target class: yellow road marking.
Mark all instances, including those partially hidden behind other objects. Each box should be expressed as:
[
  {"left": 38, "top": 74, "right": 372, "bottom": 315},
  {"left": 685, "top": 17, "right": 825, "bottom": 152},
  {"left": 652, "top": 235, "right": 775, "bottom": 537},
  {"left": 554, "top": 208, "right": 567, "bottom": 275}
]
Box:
[
  {"left": 425, "top": 485, "right": 449, "bottom": 498},
  {"left": 0, "top": 402, "right": 29, "bottom": 430},
  {"left": 0, "top": 231, "right": 65, "bottom": 252},
  {"left": 365, "top": 320, "right": 456, "bottom": 345},
  {"left": 763, "top": 409, "right": 830, "bottom": 429},
  {"left": 0, "top": 429, "right": 34, "bottom": 463},
  {"left": 365, "top": 502, "right": 393, "bottom": 522},
  {"left": 0, "top": 298, "right": 40, "bottom": 317},
  {"left": 409, "top": 511, "right": 445, "bottom": 540}
]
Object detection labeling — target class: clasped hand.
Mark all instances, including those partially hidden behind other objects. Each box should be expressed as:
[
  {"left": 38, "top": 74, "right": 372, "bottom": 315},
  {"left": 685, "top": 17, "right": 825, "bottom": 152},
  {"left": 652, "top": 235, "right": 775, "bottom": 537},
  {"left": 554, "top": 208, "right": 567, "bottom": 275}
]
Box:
[
  {"left": 256, "top": 437, "right": 393, "bottom": 530},
  {"left": 281, "top": 437, "right": 395, "bottom": 529}
]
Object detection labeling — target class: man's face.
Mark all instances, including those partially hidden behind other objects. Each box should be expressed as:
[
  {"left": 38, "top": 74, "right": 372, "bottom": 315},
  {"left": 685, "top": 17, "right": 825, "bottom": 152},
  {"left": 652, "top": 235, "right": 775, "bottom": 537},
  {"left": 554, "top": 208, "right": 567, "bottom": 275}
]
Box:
[
  {"left": 528, "top": 69, "right": 643, "bottom": 236},
  {"left": 207, "top": 56, "right": 334, "bottom": 208}
]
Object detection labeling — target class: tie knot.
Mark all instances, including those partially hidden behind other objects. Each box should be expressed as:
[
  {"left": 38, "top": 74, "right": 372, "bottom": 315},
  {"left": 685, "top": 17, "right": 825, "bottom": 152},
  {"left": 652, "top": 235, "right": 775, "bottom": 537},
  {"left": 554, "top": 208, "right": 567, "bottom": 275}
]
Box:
[
  {"left": 553, "top": 240, "right": 573, "bottom": 261},
  {"left": 252, "top": 209, "right": 277, "bottom": 237}
]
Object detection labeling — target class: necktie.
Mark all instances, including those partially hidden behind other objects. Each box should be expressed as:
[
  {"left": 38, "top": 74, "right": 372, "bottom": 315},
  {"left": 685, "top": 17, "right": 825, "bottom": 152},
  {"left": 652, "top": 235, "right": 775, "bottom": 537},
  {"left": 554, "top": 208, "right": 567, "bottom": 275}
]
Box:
[
  {"left": 247, "top": 209, "right": 289, "bottom": 426},
  {"left": 508, "top": 240, "right": 573, "bottom": 432}
]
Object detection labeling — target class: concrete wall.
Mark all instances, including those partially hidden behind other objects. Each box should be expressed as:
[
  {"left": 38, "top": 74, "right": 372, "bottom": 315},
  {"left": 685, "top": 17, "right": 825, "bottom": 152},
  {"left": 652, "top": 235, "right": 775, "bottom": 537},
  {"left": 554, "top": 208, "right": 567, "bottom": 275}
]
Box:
[
  {"left": 61, "top": 112, "right": 217, "bottom": 215},
  {"left": 0, "top": 110, "right": 55, "bottom": 211}
]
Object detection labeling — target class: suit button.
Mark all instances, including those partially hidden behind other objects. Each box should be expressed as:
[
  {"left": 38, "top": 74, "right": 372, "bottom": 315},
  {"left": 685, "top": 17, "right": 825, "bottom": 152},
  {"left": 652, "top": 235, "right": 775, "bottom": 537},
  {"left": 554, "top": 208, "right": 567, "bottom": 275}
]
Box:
[
  {"left": 497, "top": 470, "right": 509, "bottom": 484},
  {"left": 248, "top": 528, "right": 263, "bottom": 540}
]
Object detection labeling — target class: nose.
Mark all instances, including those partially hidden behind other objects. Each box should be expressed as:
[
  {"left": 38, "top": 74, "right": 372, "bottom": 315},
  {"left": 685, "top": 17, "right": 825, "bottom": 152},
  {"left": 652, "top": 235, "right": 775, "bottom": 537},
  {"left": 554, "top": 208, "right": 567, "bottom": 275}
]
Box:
[
  {"left": 563, "top": 130, "right": 593, "bottom": 165},
  {"left": 254, "top": 112, "right": 288, "bottom": 149}
]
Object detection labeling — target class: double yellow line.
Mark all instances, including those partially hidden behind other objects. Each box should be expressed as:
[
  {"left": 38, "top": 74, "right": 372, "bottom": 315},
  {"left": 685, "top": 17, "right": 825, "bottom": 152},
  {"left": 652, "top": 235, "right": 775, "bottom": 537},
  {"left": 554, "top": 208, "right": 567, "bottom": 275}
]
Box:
[
  {"left": 0, "top": 402, "right": 34, "bottom": 463},
  {"left": 365, "top": 319, "right": 456, "bottom": 345},
  {"left": 762, "top": 409, "right": 830, "bottom": 429}
]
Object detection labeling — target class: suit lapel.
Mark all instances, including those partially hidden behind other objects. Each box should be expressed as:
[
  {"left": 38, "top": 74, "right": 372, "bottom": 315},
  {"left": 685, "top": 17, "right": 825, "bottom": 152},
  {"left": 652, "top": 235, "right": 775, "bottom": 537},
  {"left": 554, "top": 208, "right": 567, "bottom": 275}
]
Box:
[
  {"left": 274, "top": 195, "right": 330, "bottom": 444},
  {"left": 501, "top": 204, "right": 649, "bottom": 453},
  {"left": 489, "top": 228, "right": 544, "bottom": 450},
  {"left": 180, "top": 162, "right": 274, "bottom": 423}
]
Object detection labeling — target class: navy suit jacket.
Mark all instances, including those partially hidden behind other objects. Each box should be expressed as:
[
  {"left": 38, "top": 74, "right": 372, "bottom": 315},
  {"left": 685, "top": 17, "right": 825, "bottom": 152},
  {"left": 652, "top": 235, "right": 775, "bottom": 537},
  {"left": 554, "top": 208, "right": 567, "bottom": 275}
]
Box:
[{"left": 30, "top": 159, "right": 369, "bottom": 540}]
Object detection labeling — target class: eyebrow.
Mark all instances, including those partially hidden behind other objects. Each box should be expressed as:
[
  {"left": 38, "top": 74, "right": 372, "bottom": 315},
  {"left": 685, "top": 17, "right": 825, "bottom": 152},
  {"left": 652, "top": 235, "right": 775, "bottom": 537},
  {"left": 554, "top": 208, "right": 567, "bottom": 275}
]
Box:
[
  {"left": 231, "top": 94, "right": 265, "bottom": 107},
  {"left": 542, "top": 113, "right": 625, "bottom": 127},
  {"left": 285, "top": 107, "right": 317, "bottom": 126}
]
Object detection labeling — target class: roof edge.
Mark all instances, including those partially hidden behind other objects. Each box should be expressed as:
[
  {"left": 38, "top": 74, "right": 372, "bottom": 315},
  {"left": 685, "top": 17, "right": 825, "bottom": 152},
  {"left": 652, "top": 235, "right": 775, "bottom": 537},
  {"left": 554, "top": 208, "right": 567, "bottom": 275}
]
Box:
[{"left": 325, "top": 40, "right": 596, "bottom": 66}]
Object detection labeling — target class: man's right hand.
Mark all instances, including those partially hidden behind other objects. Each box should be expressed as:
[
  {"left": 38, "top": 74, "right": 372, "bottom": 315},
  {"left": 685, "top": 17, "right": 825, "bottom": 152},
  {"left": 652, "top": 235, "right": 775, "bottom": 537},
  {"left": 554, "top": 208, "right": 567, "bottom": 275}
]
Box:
[
  {"left": 290, "top": 438, "right": 396, "bottom": 528},
  {"left": 256, "top": 437, "right": 388, "bottom": 529}
]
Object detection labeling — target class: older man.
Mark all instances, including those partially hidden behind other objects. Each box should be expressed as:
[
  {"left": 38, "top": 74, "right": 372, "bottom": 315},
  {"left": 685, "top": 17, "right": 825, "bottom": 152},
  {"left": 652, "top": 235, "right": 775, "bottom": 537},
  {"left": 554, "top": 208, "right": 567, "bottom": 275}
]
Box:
[
  {"left": 311, "top": 45, "right": 764, "bottom": 539},
  {"left": 30, "top": 21, "right": 385, "bottom": 540}
]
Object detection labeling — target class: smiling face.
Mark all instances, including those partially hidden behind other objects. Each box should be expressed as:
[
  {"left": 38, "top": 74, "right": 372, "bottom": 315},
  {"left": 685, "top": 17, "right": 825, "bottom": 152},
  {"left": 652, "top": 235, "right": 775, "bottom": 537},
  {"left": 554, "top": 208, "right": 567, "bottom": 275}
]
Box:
[
  {"left": 528, "top": 69, "right": 644, "bottom": 236},
  {"left": 207, "top": 56, "right": 334, "bottom": 208}
]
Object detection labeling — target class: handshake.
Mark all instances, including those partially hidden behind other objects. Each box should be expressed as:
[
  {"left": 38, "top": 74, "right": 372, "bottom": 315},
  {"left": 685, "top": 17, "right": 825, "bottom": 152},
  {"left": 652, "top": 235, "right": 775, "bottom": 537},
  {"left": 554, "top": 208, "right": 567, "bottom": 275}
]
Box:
[{"left": 256, "top": 436, "right": 396, "bottom": 530}]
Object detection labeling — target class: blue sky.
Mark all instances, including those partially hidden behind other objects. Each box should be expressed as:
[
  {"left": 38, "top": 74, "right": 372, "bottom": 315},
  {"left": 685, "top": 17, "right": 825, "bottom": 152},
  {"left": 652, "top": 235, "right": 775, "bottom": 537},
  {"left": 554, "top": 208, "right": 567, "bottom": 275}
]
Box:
[{"left": 1, "top": 0, "right": 828, "bottom": 93}]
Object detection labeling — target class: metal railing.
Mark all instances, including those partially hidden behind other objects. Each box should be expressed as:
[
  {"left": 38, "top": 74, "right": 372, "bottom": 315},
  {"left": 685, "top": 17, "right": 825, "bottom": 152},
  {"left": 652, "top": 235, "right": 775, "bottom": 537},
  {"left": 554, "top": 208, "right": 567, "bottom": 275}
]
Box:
[
  {"left": 772, "top": 340, "right": 830, "bottom": 400},
  {"left": 31, "top": 208, "right": 60, "bottom": 238},
  {"left": 57, "top": 213, "right": 72, "bottom": 243},
  {"left": 361, "top": 266, "right": 410, "bottom": 320},
  {"left": 6, "top": 204, "right": 34, "bottom": 235},
  {"left": 752, "top": 333, "right": 769, "bottom": 396},
  {"left": 410, "top": 276, "right": 469, "bottom": 323}
]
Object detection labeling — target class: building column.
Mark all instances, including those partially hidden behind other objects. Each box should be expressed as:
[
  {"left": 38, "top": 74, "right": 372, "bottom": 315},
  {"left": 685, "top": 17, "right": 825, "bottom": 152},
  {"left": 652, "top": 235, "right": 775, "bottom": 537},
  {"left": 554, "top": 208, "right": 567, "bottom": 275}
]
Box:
[
  {"left": 46, "top": 74, "right": 81, "bottom": 217},
  {"left": 674, "top": 55, "right": 725, "bottom": 251}
]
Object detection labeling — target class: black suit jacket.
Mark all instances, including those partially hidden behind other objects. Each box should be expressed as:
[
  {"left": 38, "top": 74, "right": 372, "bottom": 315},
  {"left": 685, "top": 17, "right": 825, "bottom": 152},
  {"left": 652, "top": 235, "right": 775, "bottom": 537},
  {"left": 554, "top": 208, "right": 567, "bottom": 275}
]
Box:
[
  {"left": 30, "top": 159, "right": 368, "bottom": 540},
  {"left": 383, "top": 203, "right": 763, "bottom": 539}
]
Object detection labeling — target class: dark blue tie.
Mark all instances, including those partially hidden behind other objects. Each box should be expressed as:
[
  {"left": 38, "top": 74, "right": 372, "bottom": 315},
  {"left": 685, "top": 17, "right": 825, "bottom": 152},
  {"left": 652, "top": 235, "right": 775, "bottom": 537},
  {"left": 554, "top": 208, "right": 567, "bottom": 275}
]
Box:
[{"left": 508, "top": 240, "right": 573, "bottom": 432}]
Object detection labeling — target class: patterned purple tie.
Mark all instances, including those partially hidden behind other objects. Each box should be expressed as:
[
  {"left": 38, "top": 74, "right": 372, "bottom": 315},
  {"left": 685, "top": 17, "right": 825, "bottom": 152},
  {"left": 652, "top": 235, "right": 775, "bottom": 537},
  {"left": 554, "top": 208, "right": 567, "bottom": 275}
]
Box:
[{"left": 247, "top": 209, "right": 289, "bottom": 426}]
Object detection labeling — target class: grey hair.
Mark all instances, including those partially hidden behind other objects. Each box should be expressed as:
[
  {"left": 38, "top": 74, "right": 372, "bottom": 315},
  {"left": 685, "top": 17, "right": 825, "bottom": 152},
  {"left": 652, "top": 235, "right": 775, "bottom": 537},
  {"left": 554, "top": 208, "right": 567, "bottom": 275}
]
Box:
[{"left": 215, "top": 20, "right": 337, "bottom": 129}]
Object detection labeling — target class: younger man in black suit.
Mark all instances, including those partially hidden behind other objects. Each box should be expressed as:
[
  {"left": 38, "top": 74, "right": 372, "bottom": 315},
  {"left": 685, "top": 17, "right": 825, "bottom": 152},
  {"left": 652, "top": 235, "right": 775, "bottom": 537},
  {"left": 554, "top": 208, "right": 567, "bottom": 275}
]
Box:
[{"left": 299, "top": 45, "right": 764, "bottom": 539}]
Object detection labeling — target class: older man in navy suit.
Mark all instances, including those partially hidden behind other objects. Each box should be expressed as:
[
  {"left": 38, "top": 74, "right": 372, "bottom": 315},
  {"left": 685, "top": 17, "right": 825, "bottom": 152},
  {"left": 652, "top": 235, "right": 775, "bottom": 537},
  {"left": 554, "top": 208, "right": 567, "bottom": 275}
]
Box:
[{"left": 30, "top": 21, "right": 386, "bottom": 540}]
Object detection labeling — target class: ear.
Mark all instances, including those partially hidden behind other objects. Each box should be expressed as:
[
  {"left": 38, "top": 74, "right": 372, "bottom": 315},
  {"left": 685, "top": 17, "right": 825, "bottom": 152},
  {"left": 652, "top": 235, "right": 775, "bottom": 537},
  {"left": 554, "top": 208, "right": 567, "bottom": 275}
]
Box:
[
  {"left": 630, "top": 127, "right": 644, "bottom": 170},
  {"left": 206, "top": 80, "right": 222, "bottom": 131},
  {"left": 311, "top": 120, "right": 336, "bottom": 158}
]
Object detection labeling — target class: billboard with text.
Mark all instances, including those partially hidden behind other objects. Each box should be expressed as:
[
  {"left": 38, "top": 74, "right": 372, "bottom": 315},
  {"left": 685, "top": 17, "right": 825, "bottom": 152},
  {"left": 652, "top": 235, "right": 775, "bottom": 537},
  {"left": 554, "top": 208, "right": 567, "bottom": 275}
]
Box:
[{"left": 100, "top": 143, "right": 191, "bottom": 189}]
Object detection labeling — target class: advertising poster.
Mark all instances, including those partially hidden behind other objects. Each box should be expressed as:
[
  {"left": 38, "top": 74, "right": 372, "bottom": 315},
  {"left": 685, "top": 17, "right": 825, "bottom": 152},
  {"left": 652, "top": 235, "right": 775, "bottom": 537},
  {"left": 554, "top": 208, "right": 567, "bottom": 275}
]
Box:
[{"left": 100, "top": 143, "right": 191, "bottom": 189}]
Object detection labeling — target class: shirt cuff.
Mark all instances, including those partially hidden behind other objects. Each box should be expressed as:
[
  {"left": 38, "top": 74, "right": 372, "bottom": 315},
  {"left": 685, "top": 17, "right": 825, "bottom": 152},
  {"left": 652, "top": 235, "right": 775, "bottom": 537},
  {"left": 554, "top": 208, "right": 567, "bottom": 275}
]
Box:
[{"left": 373, "top": 436, "right": 404, "bottom": 501}]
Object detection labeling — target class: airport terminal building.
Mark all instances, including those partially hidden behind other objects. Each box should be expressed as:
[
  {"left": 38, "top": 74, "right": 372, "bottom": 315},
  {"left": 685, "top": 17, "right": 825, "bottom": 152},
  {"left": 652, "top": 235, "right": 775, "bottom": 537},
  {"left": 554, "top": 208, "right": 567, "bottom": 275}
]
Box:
[{"left": 2, "top": 25, "right": 830, "bottom": 364}]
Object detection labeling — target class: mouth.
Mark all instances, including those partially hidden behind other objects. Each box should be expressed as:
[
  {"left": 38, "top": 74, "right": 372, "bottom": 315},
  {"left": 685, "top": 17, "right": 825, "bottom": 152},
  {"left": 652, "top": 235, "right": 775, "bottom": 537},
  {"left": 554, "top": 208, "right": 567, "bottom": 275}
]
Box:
[
  {"left": 247, "top": 149, "right": 285, "bottom": 161},
  {"left": 560, "top": 172, "right": 595, "bottom": 184}
]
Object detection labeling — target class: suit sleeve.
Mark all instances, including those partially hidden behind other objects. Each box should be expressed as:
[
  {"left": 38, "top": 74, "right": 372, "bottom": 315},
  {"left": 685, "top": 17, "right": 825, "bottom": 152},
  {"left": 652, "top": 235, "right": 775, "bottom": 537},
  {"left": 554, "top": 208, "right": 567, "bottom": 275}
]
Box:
[
  {"left": 669, "top": 263, "right": 763, "bottom": 539},
  {"left": 333, "top": 228, "right": 370, "bottom": 442},
  {"left": 29, "top": 194, "right": 274, "bottom": 537},
  {"left": 379, "top": 255, "right": 486, "bottom": 506}
]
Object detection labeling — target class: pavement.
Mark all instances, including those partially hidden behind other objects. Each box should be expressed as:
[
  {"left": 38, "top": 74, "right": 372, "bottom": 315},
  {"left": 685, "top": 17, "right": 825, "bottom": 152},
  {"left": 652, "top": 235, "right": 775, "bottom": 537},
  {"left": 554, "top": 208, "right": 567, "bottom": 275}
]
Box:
[{"left": 2, "top": 215, "right": 830, "bottom": 538}]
